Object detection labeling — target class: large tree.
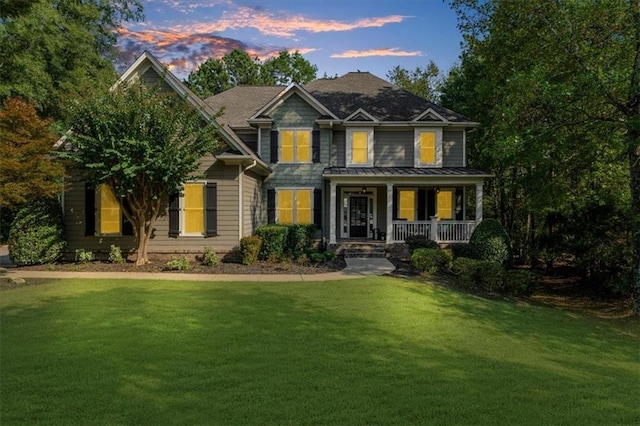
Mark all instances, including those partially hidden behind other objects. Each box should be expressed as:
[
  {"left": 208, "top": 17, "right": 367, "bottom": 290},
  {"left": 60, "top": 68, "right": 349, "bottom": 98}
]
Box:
[
  {"left": 0, "top": 97, "right": 65, "bottom": 207},
  {"left": 386, "top": 62, "right": 444, "bottom": 101},
  {"left": 0, "top": 0, "right": 143, "bottom": 119},
  {"left": 60, "top": 81, "right": 219, "bottom": 265},
  {"left": 186, "top": 49, "right": 317, "bottom": 98},
  {"left": 446, "top": 0, "right": 639, "bottom": 312}
]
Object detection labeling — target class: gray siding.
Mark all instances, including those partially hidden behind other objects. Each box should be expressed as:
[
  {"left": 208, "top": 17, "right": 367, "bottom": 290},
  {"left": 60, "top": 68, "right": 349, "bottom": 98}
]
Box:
[
  {"left": 242, "top": 170, "right": 263, "bottom": 236},
  {"left": 374, "top": 130, "right": 413, "bottom": 167},
  {"left": 63, "top": 157, "right": 242, "bottom": 255},
  {"left": 141, "top": 68, "right": 173, "bottom": 93},
  {"left": 443, "top": 130, "right": 464, "bottom": 167}
]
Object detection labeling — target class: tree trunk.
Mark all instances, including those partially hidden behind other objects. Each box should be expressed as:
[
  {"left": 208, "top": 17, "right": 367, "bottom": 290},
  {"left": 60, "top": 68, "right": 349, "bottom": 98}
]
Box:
[
  {"left": 135, "top": 225, "right": 149, "bottom": 266},
  {"left": 629, "top": 131, "right": 640, "bottom": 315}
]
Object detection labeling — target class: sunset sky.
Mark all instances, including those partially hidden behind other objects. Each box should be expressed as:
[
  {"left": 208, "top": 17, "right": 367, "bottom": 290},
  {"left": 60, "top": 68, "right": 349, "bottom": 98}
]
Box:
[{"left": 117, "top": 0, "right": 464, "bottom": 81}]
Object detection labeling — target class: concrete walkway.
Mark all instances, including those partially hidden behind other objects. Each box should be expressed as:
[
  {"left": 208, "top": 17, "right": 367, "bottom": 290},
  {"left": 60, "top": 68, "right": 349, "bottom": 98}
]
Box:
[{"left": 0, "top": 253, "right": 396, "bottom": 282}]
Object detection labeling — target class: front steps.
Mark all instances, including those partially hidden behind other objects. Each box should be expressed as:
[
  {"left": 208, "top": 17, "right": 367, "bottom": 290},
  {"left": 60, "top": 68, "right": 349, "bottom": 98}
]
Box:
[{"left": 334, "top": 242, "right": 387, "bottom": 259}]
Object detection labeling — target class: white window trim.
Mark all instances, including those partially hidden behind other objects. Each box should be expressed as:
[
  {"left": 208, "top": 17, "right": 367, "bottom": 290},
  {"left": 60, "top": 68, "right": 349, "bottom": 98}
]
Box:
[
  {"left": 278, "top": 128, "right": 313, "bottom": 164},
  {"left": 339, "top": 187, "right": 377, "bottom": 239},
  {"left": 276, "top": 187, "right": 314, "bottom": 224},
  {"left": 346, "top": 127, "right": 374, "bottom": 167},
  {"left": 179, "top": 181, "right": 206, "bottom": 236},
  {"left": 414, "top": 128, "right": 443, "bottom": 168}
]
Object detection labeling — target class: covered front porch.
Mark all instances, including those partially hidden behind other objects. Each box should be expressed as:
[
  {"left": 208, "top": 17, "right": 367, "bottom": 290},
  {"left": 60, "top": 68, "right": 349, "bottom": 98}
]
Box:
[{"left": 324, "top": 169, "right": 489, "bottom": 245}]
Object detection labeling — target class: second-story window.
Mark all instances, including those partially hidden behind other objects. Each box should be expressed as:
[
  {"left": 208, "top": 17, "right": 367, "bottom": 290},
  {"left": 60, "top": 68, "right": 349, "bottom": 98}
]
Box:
[
  {"left": 346, "top": 128, "right": 374, "bottom": 167},
  {"left": 414, "top": 128, "right": 443, "bottom": 167},
  {"left": 280, "top": 129, "right": 311, "bottom": 163}
]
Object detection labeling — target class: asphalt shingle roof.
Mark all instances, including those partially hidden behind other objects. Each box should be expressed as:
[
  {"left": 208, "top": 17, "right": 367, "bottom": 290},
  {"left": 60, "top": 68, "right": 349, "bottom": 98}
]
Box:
[
  {"left": 205, "top": 86, "right": 284, "bottom": 128},
  {"left": 322, "top": 167, "right": 491, "bottom": 177}
]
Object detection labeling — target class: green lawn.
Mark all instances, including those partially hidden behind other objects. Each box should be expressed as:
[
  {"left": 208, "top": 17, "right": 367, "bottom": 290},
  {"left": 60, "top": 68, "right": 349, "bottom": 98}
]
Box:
[{"left": 1, "top": 277, "right": 638, "bottom": 425}]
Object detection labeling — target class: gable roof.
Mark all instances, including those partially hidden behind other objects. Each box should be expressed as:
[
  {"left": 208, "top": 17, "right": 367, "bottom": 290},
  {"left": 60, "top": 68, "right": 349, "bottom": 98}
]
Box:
[
  {"left": 247, "top": 83, "right": 339, "bottom": 122},
  {"left": 205, "top": 86, "right": 284, "bottom": 129},
  {"left": 112, "top": 51, "right": 271, "bottom": 174},
  {"left": 304, "top": 72, "right": 473, "bottom": 123}
]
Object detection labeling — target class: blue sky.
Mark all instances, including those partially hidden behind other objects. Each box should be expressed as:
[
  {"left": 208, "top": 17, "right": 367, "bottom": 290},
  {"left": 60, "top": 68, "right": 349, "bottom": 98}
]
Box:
[{"left": 117, "top": 0, "right": 464, "bottom": 81}]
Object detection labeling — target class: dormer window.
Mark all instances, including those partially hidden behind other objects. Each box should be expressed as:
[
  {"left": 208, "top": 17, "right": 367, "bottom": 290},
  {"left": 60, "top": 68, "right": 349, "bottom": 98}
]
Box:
[
  {"left": 347, "top": 128, "right": 374, "bottom": 167},
  {"left": 414, "top": 128, "right": 443, "bottom": 167}
]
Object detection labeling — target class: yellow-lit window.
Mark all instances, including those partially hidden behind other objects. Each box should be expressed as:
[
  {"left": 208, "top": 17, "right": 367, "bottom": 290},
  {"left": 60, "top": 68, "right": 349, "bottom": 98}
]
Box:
[
  {"left": 278, "top": 189, "right": 312, "bottom": 224},
  {"left": 281, "top": 130, "right": 294, "bottom": 162},
  {"left": 184, "top": 183, "right": 204, "bottom": 234},
  {"left": 420, "top": 132, "right": 436, "bottom": 164},
  {"left": 280, "top": 130, "right": 310, "bottom": 163},
  {"left": 99, "top": 184, "right": 121, "bottom": 234},
  {"left": 437, "top": 190, "right": 453, "bottom": 220},
  {"left": 352, "top": 132, "right": 369, "bottom": 164},
  {"left": 398, "top": 190, "right": 415, "bottom": 221},
  {"left": 296, "top": 190, "right": 312, "bottom": 224},
  {"left": 278, "top": 190, "right": 294, "bottom": 224}
]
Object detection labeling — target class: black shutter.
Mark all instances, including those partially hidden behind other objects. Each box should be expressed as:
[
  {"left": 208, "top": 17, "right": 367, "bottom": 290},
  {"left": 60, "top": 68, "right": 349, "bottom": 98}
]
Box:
[
  {"left": 417, "top": 189, "right": 426, "bottom": 221},
  {"left": 270, "top": 130, "right": 279, "bottom": 163},
  {"left": 205, "top": 183, "right": 218, "bottom": 237},
  {"left": 121, "top": 198, "right": 134, "bottom": 236},
  {"left": 427, "top": 190, "right": 436, "bottom": 218},
  {"left": 267, "top": 189, "right": 276, "bottom": 224},
  {"left": 392, "top": 188, "right": 398, "bottom": 220},
  {"left": 313, "top": 188, "right": 322, "bottom": 228},
  {"left": 84, "top": 182, "right": 95, "bottom": 236},
  {"left": 455, "top": 188, "right": 464, "bottom": 221},
  {"left": 312, "top": 130, "right": 321, "bottom": 163},
  {"left": 168, "top": 192, "right": 180, "bottom": 237}
]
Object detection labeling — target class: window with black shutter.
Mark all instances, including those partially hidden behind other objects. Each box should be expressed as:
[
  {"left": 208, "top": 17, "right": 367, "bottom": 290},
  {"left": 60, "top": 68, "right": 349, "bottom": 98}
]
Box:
[
  {"left": 85, "top": 182, "right": 95, "bottom": 236},
  {"left": 312, "top": 130, "right": 321, "bottom": 163},
  {"left": 417, "top": 189, "right": 426, "bottom": 221},
  {"left": 267, "top": 189, "right": 276, "bottom": 224},
  {"left": 313, "top": 188, "right": 322, "bottom": 228},
  {"left": 168, "top": 192, "right": 180, "bottom": 237},
  {"left": 205, "top": 183, "right": 217, "bottom": 237},
  {"left": 270, "top": 130, "right": 279, "bottom": 163}
]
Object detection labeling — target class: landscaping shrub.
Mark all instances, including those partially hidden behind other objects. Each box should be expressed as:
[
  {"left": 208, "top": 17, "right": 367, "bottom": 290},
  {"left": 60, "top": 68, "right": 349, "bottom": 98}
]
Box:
[
  {"left": 404, "top": 234, "right": 438, "bottom": 253},
  {"left": 75, "top": 248, "right": 95, "bottom": 263},
  {"left": 503, "top": 269, "right": 535, "bottom": 295},
  {"left": 108, "top": 245, "right": 125, "bottom": 264},
  {"left": 201, "top": 246, "right": 219, "bottom": 266},
  {"left": 451, "top": 257, "right": 480, "bottom": 289},
  {"left": 255, "top": 225, "right": 288, "bottom": 261},
  {"left": 475, "top": 261, "right": 505, "bottom": 292},
  {"left": 411, "top": 248, "right": 451, "bottom": 274},
  {"left": 324, "top": 250, "right": 337, "bottom": 261},
  {"left": 165, "top": 255, "right": 190, "bottom": 271},
  {"left": 309, "top": 251, "right": 326, "bottom": 263},
  {"left": 240, "top": 236, "right": 262, "bottom": 265},
  {"left": 449, "top": 243, "right": 478, "bottom": 259},
  {"left": 8, "top": 198, "right": 66, "bottom": 266},
  {"left": 285, "top": 224, "right": 316, "bottom": 255},
  {"left": 468, "top": 218, "right": 512, "bottom": 265}
]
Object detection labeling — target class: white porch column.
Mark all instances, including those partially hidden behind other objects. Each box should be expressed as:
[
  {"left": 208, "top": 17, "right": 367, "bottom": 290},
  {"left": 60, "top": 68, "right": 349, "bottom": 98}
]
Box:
[
  {"left": 386, "top": 183, "right": 393, "bottom": 244},
  {"left": 329, "top": 182, "right": 337, "bottom": 244},
  {"left": 475, "top": 183, "right": 484, "bottom": 224}
]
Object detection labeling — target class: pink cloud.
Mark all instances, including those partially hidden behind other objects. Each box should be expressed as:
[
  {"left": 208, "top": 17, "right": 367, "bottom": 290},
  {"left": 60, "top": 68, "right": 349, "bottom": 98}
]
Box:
[{"left": 331, "top": 48, "right": 422, "bottom": 59}]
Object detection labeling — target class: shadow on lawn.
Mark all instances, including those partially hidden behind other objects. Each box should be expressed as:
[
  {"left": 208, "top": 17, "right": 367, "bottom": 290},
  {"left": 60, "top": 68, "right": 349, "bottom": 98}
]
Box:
[{"left": 1, "top": 279, "right": 639, "bottom": 424}]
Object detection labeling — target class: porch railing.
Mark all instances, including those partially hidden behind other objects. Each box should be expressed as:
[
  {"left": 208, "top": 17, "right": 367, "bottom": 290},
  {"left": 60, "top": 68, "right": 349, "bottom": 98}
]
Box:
[{"left": 392, "top": 220, "right": 477, "bottom": 243}]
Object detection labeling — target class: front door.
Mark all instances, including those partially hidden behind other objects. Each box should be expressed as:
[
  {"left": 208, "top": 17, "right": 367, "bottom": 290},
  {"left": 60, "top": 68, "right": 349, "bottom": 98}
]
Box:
[{"left": 349, "top": 196, "right": 368, "bottom": 238}]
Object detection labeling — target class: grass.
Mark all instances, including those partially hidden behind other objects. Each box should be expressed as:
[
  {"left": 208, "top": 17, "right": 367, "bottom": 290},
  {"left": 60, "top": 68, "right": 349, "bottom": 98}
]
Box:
[{"left": 1, "top": 277, "right": 638, "bottom": 425}]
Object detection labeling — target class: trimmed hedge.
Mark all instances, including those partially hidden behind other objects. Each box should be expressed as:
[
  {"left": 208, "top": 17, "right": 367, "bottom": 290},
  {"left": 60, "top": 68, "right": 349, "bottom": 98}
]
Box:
[
  {"left": 8, "top": 198, "right": 66, "bottom": 266},
  {"left": 240, "top": 236, "right": 262, "bottom": 265},
  {"left": 468, "top": 218, "right": 512, "bottom": 266},
  {"left": 405, "top": 234, "right": 438, "bottom": 253},
  {"left": 286, "top": 224, "right": 317, "bottom": 255},
  {"left": 411, "top": 248, "right": 452, "bottom": 274},
  {"left": 255, "top": 225, "right": 288, "bottom": 261}
]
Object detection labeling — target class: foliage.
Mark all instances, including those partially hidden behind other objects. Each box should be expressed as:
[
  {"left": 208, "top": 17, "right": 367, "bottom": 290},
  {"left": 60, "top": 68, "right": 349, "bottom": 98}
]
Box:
[
  {"left": 446, "top": 0, "right": 640, "bottom": 312},
  {"left": 451, "top": 257, "right": 480, "bottom": 289},
  {"left": 503, "top": 269, "right": 535, "bottom": 296},
  {"left": 475, "top": 261, "right": 505, "bottom": 292},
  {"left": 404, "top": 234, "right": 438, "bottom": 254},
  {"left": 108, "top": 245, "right": 125, "bottom": 264},
  {"left": 255, "top": 225, "right": 288, "bottom": 261},
  {"left": 0, "top": 0, "right": 143, "bottom": 120},
  {"left": 0, "top": 98, "right": 64, "bottom": 208},
  {"left": 165, "top": 255, "right": 190, "bottom": 271},
  {"left": 285, "top": 224, "right": 317, "bottom": 255},
  {"left": 185, "top": 49, "right": 317, "bottom": 98},
  {"left": 449, "top": 243, "right": 478, "bottom": 259},
  {"left": 200, "top": 247, "right": 219, "bottom": 267},
  {"left": 75, "top": 249, "right": 95, "bottom": 264},
  {"left": 59, "top": 80, "right": 219, "bottom": 266},
  {"left": 240, "top": 236, "right": 262, "bottom": 266},
  {"left": 386, "top": 62, "right": 444, "bottom": 101},
  {"left": 468, "top": 219, "right": 512, "bottom": 266},
  {"left": 7, "top": 198, "right": 66, "bottom": 266},
  {"left": 324, "top": 250, "right": 337, "bottom": 261},
  {"left": 411, "top": 248, "right": 452, "bottom": 274}
]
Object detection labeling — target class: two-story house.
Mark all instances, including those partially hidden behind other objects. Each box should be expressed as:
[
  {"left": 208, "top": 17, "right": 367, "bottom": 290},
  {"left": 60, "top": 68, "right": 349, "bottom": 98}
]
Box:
[{"left": 61, "top": 51, "right": 490, "bottom": 255}]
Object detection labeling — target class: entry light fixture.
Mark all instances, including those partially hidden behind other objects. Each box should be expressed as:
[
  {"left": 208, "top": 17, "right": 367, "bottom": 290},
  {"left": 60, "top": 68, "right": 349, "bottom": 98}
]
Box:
[{"left": 361, "top": 186, "right": 367, "bottom": 194}]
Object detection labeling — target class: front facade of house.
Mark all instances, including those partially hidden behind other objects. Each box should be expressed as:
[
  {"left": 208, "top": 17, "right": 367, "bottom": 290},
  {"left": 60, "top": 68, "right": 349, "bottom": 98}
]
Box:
[{"left": 61, "top": 52, "right": 490, "bottom": 255}]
